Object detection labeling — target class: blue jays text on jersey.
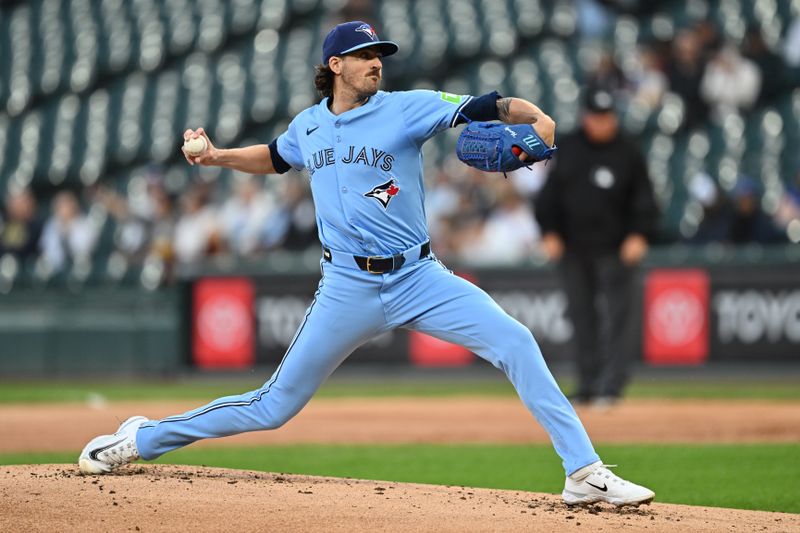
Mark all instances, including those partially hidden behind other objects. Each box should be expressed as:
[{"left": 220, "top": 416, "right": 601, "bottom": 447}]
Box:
[{"left": 306, "top": 145, "right": 395, "bottom": 174}]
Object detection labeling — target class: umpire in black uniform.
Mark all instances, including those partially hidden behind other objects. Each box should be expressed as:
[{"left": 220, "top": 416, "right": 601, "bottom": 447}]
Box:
[{"left": 535, "top": 88, "right": 658, "bottom": 406}]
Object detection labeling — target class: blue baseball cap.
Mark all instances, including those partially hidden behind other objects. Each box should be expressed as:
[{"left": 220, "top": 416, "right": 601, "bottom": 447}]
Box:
[{"left": 321, "top": 21, "right": 399, "bottom": 65}]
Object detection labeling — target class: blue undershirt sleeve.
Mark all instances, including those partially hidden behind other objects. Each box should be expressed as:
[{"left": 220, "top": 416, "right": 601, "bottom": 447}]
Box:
[
  {"left": 268, "top": 139, "right": 292, "bottom": 174},
  {"left": 454, "top": 90, "right": 502, "bottom": 125}
]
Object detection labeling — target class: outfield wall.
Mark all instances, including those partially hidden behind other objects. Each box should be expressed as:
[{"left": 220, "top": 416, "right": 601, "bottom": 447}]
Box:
[
  {"left": 0, "top": 287, "right": 186, "bottom": 376},
  {"left": 1, "top": 257, "right": 798, "bottom": 376},
  {"left": 193, "top": 263, "right": 800, "bottom": 370}
]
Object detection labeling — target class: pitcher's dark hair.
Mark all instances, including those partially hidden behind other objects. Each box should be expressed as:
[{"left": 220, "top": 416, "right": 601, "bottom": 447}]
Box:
[{"left": 314, "top": 63, "right": 334, "bottom": 100}]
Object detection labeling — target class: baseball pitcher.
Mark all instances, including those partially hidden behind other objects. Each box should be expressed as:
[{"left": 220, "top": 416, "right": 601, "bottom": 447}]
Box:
[{"left": 79, "top": 21, "right": 654, "bottom": 507}]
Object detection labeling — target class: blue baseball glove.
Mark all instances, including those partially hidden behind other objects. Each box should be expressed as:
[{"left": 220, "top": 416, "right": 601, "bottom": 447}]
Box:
[{"left": 456, "top": 122, "right": 557, "bottom": 173}]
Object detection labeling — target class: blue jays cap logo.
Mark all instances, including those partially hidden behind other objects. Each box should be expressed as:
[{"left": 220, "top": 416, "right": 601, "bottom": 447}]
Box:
[
  {"left": 322, "top": 21, "right": 399, "bottom": 64},
  {"left": 355, "top": 23, "right": 378, "bottom": 41},
  {"left": 364, "top": 179, "right": 400, "bottom": 209}
]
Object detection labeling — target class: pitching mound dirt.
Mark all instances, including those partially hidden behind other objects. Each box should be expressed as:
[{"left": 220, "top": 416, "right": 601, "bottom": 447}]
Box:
[{"left": 1, "top": 465, "right": 797, "bottom": 533}]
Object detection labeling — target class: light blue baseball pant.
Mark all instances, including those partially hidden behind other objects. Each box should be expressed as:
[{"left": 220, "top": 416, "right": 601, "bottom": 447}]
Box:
[{"left": 136, "top": 255, "right": 600, "bottom": 475}]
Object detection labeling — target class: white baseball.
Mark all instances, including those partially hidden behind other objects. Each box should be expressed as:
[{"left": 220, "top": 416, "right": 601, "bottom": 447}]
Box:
[{"left": 183, "top": 136, "right": 207, "bottom": 156}]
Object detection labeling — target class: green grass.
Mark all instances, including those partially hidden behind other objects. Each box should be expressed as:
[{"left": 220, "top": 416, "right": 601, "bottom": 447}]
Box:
[
  {"left": 3, "top": 443, "right": 798, "bottom": 513},
  {"left": 0, "top": 379, "right": 515, "bottom": 403},
  {"left": 1, "top": 376, "right": 799, "bottom": 404}
]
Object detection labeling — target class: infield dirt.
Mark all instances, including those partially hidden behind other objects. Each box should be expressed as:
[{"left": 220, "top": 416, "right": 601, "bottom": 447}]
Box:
[
  {"left": 2, "top": 464, "right": 799, "bottom": 533},
  {"left": 2, "top": 397, "right": 800, "bottom": 453}
]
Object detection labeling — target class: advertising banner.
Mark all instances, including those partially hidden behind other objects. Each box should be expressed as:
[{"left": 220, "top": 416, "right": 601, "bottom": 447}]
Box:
[
  {"left": 251, "top": 269, "right": 574, "bottom": 366},
  {"left": 708, "top": 266, "right": 800, "bottom": 360},
  {"left": 192, "top": 263, "right": 799, "bottom": 369},
  {"left": 640, "top": 265, "right": 800, "bottom": 362},
  {"left": 192, "top": 277, "right": 255, "bottom": 368},
  {"left": 643, "top": 269, "right": 710, "bottom": 365}
]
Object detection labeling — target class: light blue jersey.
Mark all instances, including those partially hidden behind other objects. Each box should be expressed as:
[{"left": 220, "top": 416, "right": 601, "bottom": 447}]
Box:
[{"left": 276, "top": 90, "right": 472, "bottom": 255}]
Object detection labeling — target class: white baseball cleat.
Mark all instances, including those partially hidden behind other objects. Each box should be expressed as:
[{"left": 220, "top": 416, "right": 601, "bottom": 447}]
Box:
[
  {"left": 562, "top": 464, "right": 655, "bottom": 506},
  {"left": 78, "top": 416, "right": 148, "bottom": 475}
]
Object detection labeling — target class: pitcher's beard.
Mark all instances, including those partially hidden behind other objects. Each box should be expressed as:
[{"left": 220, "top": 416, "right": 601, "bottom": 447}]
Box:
[
  {"left": 341, "top": 68, "right": 380, "bottom": 103},
  {"left": 354, "top": 76, "right": 380, "bottom": 101},
  {"left": 354, "top": 86, "right": 378, "bottom": 102}
]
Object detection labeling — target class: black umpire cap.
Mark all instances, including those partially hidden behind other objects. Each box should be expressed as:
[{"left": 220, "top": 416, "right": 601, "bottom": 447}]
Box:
[{"left": 584, "top": 88, "right": 615, "bottom": 114}]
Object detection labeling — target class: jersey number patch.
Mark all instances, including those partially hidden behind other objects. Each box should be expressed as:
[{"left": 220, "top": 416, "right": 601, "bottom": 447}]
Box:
[{"left": 364, "top": 179, "right": 400, "bottom": 209}]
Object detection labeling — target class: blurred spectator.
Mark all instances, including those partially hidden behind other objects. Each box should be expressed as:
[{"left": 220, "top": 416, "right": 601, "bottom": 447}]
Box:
[
  {"left": 173, "top": 183, "right": 223, "bottom": 267},
  {"left": 457, "top": 180, "right": 540, "bottom": 266},
  {"left": 457, "top": 167, "right": 495, "bottom": 220},
  {"left": 693, "top": 20, "right": 723, "bottom": 61},
  {"left": 535, "top": 88, "right": 658, "bottom": 405},
  {"left": 436, "top": 168, "right": 496, "bottom": 261},
  {"left": 686, "top": 172, "right": 733, "bottom": 244},
  {"left": 772, "top": 170, "right": 800, "bottom": 240},
  {"left": 265, "top": 175, "right": 317, "bottom": 251},
  {"left": 147, "top": 187, "right": 177, "bottom": 281},
  {"left": 127, "top": 167, "right": 168, "bottom": 222},
  {"left": 586, "top": 50, "right": 628, "bottom": 96},
  {"left": 0, "top": 187, "right": 42, "bottom": 261},
  {"left": 95, "top": 186, "right": 150, "bottom": 263},
  {"left": 507, "top": 160, "right": 548, "bottom": 199},
  {"left": 39, "top": 190, "right": 98, "bottom": 272},
  {"left": 701, "top": 44, "right": 762, "bottom": 113},
  {"left": 629, "top": 45, "right": 667, "bottom": 111},
  {"left": 337, "top": 0, "right": 374, "bottom": 22},
  {"left": 444, "top": 211, "right": 484, "bottom": 264},
  {"left": 727, "top": 176, "right": 784, "bottom": 244},
  {"left": 667, "top": 28, "right": 709, "bottom": 128},
  {"left": 424, "top": 169, "right": 462, "bottom": 248},
  {"left": 219, "top": 176, "right": 277, "bottom": 256},
  {"left": 687, "top": 173, "right": 789, "bottom": 245},
  {"left": 430, "top": 215, "right": 461, "bottom": 260},
  {"left": 742, "top": 26, "right": 789, "bottom": 106}
]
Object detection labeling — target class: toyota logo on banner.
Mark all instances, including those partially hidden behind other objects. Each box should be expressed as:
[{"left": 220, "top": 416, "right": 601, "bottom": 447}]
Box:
[
  {"left": 643, "top": 269, "right": 710, "bottom": 365},
  {"left": 648, "top": 288, "right": 705, "bottom": 346},
  {"left": 193, "top": 278, "right": 255, "bottom": 368},
  {"left": 198, "top": 294, "right": 252, "bottom": 352}
]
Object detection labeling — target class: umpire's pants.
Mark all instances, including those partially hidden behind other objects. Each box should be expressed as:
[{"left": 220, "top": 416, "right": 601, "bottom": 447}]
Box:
[{"left": 560, "top": 251, "right": 634, "bottom": 399}]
